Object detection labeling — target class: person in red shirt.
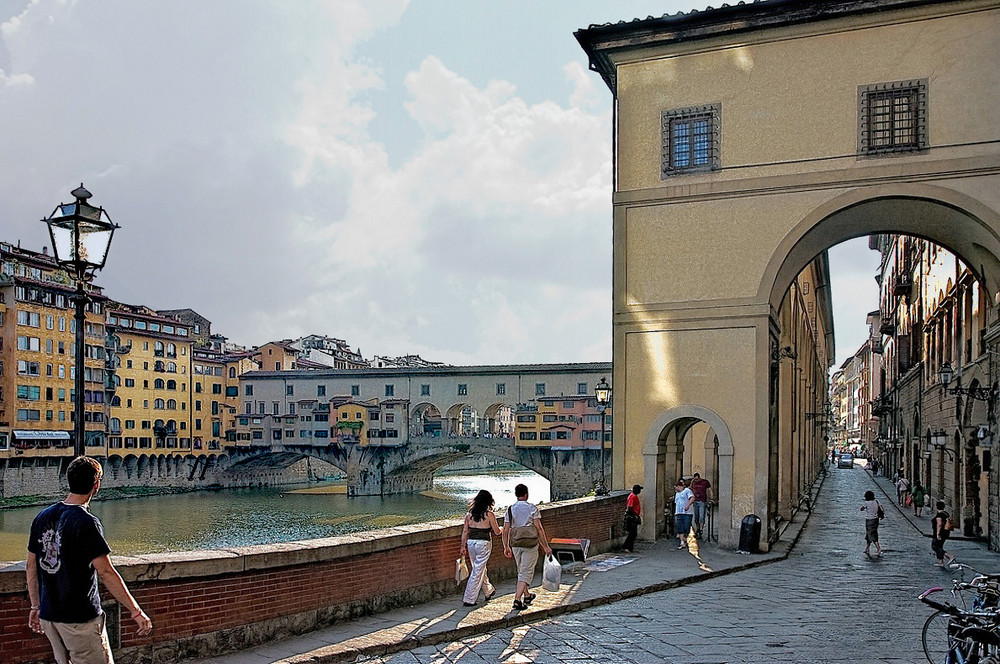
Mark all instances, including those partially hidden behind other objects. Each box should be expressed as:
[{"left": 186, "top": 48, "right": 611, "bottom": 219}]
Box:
[
  {"left": 689, "top": 473, "right": 713, "bottom": 539},
  {"left": 622, "top": 484, "right": 642, "bottom": 553}
]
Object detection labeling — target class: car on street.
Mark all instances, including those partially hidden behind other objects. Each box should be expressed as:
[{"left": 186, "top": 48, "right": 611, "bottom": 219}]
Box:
[{"left": 837, "top": 453, "right": 854, "bottom": 469}]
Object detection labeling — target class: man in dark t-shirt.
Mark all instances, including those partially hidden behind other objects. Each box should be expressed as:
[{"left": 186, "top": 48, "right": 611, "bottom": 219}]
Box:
[
  {"left": 689, "top": 473, "right": 713, "bottom": 539},
  {"left": 26, "top": 456, "right": 152, "bottom": 663}
]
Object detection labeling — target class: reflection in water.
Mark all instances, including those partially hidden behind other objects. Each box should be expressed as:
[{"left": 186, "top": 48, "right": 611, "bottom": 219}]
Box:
[{"left": 0, "top": 470, "right": 550, "bottom": 562}]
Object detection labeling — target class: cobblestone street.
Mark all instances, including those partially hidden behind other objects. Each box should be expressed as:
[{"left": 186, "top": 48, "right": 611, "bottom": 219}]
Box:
[{"left": 358, "top": 465, "right": 1000, "bottom": 664}]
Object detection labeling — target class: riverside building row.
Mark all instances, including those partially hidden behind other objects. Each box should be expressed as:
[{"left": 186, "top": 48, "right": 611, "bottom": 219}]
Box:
[
  {"left": 859, "top": 234, "right": 1000, "bottom": 546},
  {"left": 829, "top": 234, "right": 1000, "bottom": 547},
  {"left": 0, "top": 242, "right": 612, "bottom": 468}
]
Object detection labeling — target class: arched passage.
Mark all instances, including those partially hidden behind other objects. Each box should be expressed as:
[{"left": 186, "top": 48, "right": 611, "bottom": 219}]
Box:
[
  {"left": 762, "top": 187, "right": 1000, "bottom": 312},
  {"left": 641, "top": 406, "right": 735, "bottom": 546}
]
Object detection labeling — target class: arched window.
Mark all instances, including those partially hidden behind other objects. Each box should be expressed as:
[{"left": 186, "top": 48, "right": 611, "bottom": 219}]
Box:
[
  {"left": 154, "top": 361, "right": 165, "bottom": 372},
  {"left": 111, "top": 396, "right": 121, "bottom": 407},
  {"left": 167, "top": 362, "right": 177, "bottom": 373},
  {"left": 167, "top": 399, "right": 177, "bottom": 410},
  {"left": 167, "top": 343, "right": 176, "bottom": 358},
  {"left": 110, "top": 417, "right": 121, "bottom": 429},
  {"left": 154, "top": 341, "right": 165, "bottom": 356},
  {"left": 154, "top": 399, "right": 165, "bottom": 409},
  {"left": 229, "top": 367, "right": 237, "bottom": 379},
  {"left": 167, "top": 380, "right": 177, "bottom": 390},
  {"left": 154, "top": 379, "right": 165, "bottom": 389}
]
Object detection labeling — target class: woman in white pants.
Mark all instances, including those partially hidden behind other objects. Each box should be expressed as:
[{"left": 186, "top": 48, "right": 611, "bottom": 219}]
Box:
[{"left": 461, "top": 490, "right": 502, "bottom": 607}]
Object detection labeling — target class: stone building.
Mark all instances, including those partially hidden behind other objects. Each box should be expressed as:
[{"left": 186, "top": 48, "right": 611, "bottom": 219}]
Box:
[
  {"left": 576, "top": 0, "right": 1000, "bottom": 548},
  {"left": 873, "top": 234, "right": 996, "bottom": 541}
]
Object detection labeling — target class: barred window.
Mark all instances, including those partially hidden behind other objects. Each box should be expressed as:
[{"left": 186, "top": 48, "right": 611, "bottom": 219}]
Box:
[
  {"left": 859, "top": 80, "right": 927, "bottom": 155},
  {"left": 661, "top": 104, "right": 720, "bottom": 176}
]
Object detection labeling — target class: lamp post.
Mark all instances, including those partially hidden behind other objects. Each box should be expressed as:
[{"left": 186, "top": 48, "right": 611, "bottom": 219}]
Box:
[
  {"left": 43, "top": 185, "right": 118, "bottom": 457},
  {"left": 594, "top": 376, "right": 611, "bottom": 496},
  {"left": 939, "top": 361, "right": 998, "bottom": 402}
]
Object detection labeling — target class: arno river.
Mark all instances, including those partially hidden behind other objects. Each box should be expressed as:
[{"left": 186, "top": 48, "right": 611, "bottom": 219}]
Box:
[{"left": 0, "top": 470, "right": 549, "bottom": 563}]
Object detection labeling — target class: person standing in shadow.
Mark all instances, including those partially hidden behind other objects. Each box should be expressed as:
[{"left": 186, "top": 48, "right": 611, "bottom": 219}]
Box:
[{"left": 622, "top": 484, "right": 642, "bottom": 553}]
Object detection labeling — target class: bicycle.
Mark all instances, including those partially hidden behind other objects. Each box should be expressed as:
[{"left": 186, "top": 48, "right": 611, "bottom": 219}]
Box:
[{"left": 920, "top": 584, "right": 1000, "bottom": 663}]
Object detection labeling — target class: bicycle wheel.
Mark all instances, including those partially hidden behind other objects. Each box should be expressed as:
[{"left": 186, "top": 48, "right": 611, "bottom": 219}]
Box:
[{"left": 922, "top": 610, "right": 959, "bottom": 664}]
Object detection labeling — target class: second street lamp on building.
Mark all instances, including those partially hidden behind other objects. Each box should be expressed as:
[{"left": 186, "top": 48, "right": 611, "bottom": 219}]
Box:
[
  {"left": 594, "top": 376, "right": 611, "bottom": 496},
  {"left": 43, "top": 184, "right": 119, "bottom": 457}
]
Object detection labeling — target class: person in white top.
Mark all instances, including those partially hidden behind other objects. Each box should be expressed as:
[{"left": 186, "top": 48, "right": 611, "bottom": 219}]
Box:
[
  {"left": 895, "top": 475, "right": 911, "bottom": 506},
  {"left": 673, "top": 480, "right": 695, "bottom": 550},
  {"left": 860, "top": 490, "right": 883, "bottom": 557},
  {"left": 502, "top": 484, "right": 552, "bottom": 611}
]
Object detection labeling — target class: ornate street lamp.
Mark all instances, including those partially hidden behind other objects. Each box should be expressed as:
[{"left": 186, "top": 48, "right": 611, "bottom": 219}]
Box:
[
  {"left": 594, "top": 376, "right": 611, "bottom": 496},
  {"left": 939, "top": 361, "right": 998, "bottom": 402},
  {"left": 43, "top": 185, "right": 119, "bottom": 457}
]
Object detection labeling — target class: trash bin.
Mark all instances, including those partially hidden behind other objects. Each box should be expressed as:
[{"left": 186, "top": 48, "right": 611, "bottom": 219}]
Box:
[{"left": 737, "top": 514, "right": 761, "bottom": 554}]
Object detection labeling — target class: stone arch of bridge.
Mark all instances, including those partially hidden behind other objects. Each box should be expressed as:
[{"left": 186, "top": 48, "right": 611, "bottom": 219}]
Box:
[
  {"left": 222, "top": 449, "right": 349, "bottom": 478},
  {"left": 385, "top": 442, "right": 555, "bottom": 485}
]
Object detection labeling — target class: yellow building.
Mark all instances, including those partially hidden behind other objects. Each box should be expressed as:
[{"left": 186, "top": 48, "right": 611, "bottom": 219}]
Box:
[
  {"left": 107, "top": 304, "right": 194, "bottom": 454},
  {"left": 332, "top": 399, "right": 371, "bottom": 444},
  {"left": 254, "top": 341, "right": 300, "bottom": 372},
  {"left": 0, "top": 243, "right": 111, "bottom": 458}
]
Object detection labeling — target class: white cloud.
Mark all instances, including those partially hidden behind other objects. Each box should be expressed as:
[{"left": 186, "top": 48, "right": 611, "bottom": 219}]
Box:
[{"left": 0, "top": 1, "right": 614, "bottom": 364}]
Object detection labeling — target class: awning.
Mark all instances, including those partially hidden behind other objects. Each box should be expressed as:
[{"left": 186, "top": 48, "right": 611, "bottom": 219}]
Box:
[{"left": 12, "top": 430, "right": 72, "bottom": 440}]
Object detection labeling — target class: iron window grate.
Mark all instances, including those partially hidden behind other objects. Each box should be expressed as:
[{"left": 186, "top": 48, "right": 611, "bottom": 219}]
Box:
[
  {"left": 661, "top": 104, "right": 721, "bottom": 177},
  {"left": 858, "top": 80, "right": 927, "bottom": 155}
]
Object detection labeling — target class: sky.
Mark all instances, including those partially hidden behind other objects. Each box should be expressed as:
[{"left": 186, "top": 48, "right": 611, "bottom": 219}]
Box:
[{"left": 0, "top": 0, "right": 878, "bottom": 367}]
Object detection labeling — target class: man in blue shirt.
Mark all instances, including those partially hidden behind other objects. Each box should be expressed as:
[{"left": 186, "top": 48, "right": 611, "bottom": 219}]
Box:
[{"left": 26, "top": 456, "right": 152, "bottom": 663}]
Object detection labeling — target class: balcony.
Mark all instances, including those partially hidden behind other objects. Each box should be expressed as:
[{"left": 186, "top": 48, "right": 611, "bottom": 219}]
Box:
[
  {"left": 893, "top": 276, "right": 913, "bottom": 297},
  {"left": 879, "top": 320, "right": 896, "bottom": 336}
]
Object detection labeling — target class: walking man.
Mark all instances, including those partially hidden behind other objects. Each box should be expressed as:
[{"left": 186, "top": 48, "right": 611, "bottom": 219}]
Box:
[
  {"left": 673, "top": 479, "right": 696, "bottom": 550},
  {"left": 26, "top": 456, "right": 152, "bottom": 663},
  {"left": 689, "top": 472, "right": 713, "bottom": 539},
  {"left": 503, "top": 483, "right": 552, "bottom": 611}
]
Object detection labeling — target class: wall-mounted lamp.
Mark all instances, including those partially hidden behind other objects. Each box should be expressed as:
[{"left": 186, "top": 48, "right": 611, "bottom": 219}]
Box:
[
  {"left": 938, "top": 362, "right": 998, "bottom": 402},
  {"left": 926, "top": 430, "right": 955, "bottom": 460}
]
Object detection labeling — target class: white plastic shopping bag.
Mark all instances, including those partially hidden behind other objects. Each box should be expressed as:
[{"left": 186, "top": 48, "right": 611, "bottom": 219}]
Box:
[
  {"left": 456, "top": 557, "right": 469, "bottom": 584},
  {"left": 542, "top": 554, "right": 561, "bottom": 591}
]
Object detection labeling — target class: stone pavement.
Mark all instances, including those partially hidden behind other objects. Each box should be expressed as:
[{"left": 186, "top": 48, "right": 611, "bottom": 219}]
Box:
[{"left": 193, "top": 464, "right": 1000, "bottom": 663}]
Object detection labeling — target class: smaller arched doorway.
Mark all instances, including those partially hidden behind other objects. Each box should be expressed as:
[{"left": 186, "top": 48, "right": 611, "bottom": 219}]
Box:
[{"left": 642, "top": 405, "right": 736, "bottom": 548}]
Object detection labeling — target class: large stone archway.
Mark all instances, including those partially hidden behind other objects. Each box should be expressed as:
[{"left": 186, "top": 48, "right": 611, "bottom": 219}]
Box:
[{"left": 576, "top": 0, "right": 1000, "bottom": 549}]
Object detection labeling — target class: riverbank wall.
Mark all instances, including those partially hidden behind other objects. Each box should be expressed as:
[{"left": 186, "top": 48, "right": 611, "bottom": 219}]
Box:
[
  {"left": 0, "top": 493, "right": 626, "bottom": 664},
  {"left": 1, "top": 455, "right": 341, "bottom": 506}
]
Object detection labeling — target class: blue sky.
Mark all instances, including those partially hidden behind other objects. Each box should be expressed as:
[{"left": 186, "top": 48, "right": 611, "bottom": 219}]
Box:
[{"left": 0, "top": 1, "right": 877, "bottom": 366}]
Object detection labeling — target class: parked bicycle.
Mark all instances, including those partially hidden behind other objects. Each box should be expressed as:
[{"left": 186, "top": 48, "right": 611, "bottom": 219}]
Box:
[{"left": 920, "top": 564, "right": 1000, "bottom": 663}]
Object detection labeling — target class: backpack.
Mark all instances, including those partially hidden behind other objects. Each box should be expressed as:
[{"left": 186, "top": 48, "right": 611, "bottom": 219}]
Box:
[{"left": 507, "top": 506, "right": 539, "bottom": 548}]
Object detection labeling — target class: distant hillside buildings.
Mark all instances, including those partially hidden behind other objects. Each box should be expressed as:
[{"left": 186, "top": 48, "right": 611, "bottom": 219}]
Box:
[{"left": 0, "top": 240, "right": 606, "bottom": 471}]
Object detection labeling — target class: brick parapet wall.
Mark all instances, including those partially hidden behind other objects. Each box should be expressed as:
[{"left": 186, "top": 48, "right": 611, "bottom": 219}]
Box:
[{"left": 0, "top": 493, "right": 625, "bottom": 664}]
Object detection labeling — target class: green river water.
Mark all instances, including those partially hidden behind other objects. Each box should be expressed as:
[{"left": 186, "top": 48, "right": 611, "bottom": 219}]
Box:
[{"left": 0, "top": 471, "right": 550, "bottom": 563}]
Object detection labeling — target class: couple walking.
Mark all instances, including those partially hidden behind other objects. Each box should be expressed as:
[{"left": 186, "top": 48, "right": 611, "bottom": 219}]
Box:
[{"left": 459, "top": 483, "right": 552, "bottom": 611}]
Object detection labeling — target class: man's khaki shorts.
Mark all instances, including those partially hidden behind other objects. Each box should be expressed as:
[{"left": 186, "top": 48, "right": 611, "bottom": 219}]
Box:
[{"left": 42, "top": 613, "right": 114, "bottom": 664}]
